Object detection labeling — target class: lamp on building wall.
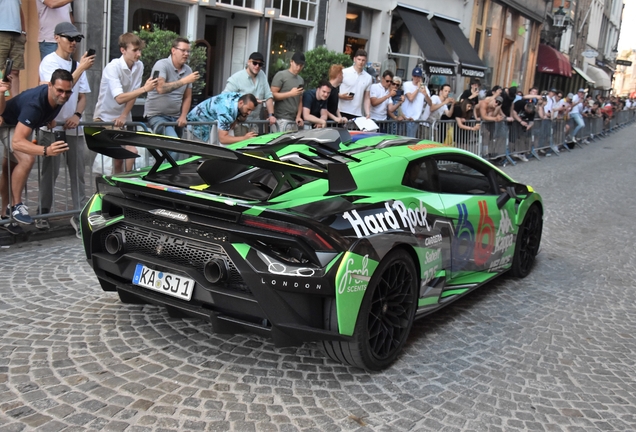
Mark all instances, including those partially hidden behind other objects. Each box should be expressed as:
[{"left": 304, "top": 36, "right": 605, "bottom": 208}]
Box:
[
  {"left": 553, "top": 6, "right": 567, "bottom": 28},
  {"left": 265, "top": 8, "right": 281, "bottom": 19}
]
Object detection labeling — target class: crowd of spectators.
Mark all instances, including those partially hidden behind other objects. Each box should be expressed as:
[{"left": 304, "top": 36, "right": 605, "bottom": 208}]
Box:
[{"left": 0, "top": 6, "right": 634, "bottom": 238}]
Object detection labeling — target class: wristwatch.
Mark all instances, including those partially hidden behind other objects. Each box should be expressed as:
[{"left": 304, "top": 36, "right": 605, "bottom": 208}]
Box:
[{"left": 74, "top": 112, "right": 83, "bottom": 119}]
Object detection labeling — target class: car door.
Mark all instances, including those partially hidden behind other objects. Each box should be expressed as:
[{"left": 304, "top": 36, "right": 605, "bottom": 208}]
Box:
[{"left": 432, "top": 155, "right": 518, "bottom": 281}]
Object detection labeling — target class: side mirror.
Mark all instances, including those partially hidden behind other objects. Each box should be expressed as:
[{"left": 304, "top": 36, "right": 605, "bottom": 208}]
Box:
[{"left": 497, "top": 183, "right": 530, "bottom": 209}]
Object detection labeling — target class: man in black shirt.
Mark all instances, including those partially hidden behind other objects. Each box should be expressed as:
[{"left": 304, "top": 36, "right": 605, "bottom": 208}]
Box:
[
  {"left": 0, "top": 68, "right": 71, "bottom": 233},
  {"left": 302, "top": 80, "right": 331, "bottom": 128}
]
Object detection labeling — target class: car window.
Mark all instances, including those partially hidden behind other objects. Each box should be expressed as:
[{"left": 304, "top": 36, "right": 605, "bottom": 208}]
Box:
[
  {"left": 402, "top": 159, "right": 439, "bottom": 192},
  {"left": 435, "top": 157, "right": 494, "bottom": 195}
]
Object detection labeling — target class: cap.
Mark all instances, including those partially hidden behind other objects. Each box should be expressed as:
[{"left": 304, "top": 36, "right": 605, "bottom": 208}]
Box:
[
  {"left": 550, "top": 88, "right": 557, "bottom": 93},
  {"left": 412, "top": 67, "right": 423, "bottom": 77},
  {"left": 291, "top": 52, "right": 305, "bottom": 65},
  {"left": 366, "top": 67, "right": 378, "bottom": 77},
  {"left": 495, "top": 96, "right": 503, "bottom": 103},
  {"left": 55, "top": 22, "right": 83, "bottom": 38},
  {"left": 566, "top": 93, "right": 574, "bottom": 99},
  {"left": 248, "top": 52, "right": 264, "bottom": 62},
  {"left": 578, "top": 88, "right": 585, "bottom": 93}
]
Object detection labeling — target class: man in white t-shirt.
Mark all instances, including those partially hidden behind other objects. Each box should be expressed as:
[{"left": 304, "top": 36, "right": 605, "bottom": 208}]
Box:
[
  {"left": 93, "top": 32, "right": 158, "bottom": 174},
  {"left": 569, "top": 88, "right": 586, "bottom": 142},
  {"left": 338, "top": 49, "right": 372, "bottom": 119},
  {"left": 401, "top": 66, "right": 432, "bottom": 138},
  {"left": 369, "top": 70, "right": 396, "bottom": 130},
  {"left": 36, "top": 22, "right": 94, "bottom": 235}
]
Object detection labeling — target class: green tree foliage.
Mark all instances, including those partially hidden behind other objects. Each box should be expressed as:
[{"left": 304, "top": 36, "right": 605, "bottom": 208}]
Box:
[
  {"left": 268, "top": 46, "right": 352, "bottom": 90},
  {"left": 136, "top": 26, "right": 207, "bottom": 95},
  {"left": 299, "top": 46, "right": 353, "bottom": 89}
]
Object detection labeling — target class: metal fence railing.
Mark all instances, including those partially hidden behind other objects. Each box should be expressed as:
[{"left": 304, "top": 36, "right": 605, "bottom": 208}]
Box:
[{"left": 2, "top": 110, "right": 635, "bottom": 233}]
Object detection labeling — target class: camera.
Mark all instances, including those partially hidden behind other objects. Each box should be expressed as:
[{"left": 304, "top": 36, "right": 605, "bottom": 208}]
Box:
[{"left": 54, "top": 131, "right": 66, "bottom": 142}]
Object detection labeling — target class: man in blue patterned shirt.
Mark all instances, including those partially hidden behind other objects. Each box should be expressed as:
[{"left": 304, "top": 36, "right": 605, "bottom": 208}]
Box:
[{"left": 186, "top": 92, "right": 258, "bottom": 145}]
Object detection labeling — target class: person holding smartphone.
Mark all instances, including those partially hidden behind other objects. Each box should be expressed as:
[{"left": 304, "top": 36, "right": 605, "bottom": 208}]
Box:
[
  {"left": 36, "top": 22, "right": 94, "bottom": 235},
  {"left": 93, "top": 32, "right": 158, "bottom": 174},
  {"left": 0, "top": 69, "right": 71, "bottom": 234},
  {"left": 338, "top": 49, "right": 373, "bottom": 120},
  {"left": 271, "top": 52, "right": 306, "bottom": 131}
]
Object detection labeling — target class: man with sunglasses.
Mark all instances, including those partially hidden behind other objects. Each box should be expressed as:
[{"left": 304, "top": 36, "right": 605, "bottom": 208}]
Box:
[
  {"left": 369, "top": 70, "right": 396, "bottom": 132},
  {"left": 37, "top": 22, "right": 94, "bottom": 235},
  {"left": 145, "top": 37, "right": 200, "bottom": 154},
  {"left": 224, "top": 52, "right": 276, "bottom": 133},
  {"left": 0, "top": 69, "right": 71, "bottom": 234}
]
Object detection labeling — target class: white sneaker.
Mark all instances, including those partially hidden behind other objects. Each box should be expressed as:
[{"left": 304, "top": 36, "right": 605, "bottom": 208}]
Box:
[
  {"left": 35, "top": 218, "right": 50, "bottom": 230},
  {"left": 514, "top": 153, "right": 529, "bottom": 162},
  {"left": 70, "top": 216, "right": 81, "bottom": 239}
]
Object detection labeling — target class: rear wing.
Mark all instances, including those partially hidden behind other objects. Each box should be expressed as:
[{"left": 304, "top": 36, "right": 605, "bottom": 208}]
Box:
[{"left": 84, "top": 127, "right": 358, "bottom": 196}]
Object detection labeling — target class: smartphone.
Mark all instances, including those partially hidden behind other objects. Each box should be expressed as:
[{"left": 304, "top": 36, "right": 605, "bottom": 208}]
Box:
[
  {"left": 348, "top": 92, "right": 355, "bottom": 97},
  {"left": 395, "top": 90, "right": 404, "bottom": 98},
  {"left": 87, "top": 49, "right": 96, "bottom": 57},
  {"left": 2, "top": 59, "right": 13, "bottom": 82},
  {"left": 54, "top": 131, "right": 67, "bottom": 142},
  {"left": 297, "top": 84, "right": 304, "bottom": 89},
  {"left": 152, "top": 70, "right": 160, "bottom": 80}
]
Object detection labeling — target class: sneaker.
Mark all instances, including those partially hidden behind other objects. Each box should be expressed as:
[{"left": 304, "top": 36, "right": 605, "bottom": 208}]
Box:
[
  {"left": 34, "top": 218, "right": 50, "bottom": 230},
  {"left": 1, "top": 217, "right": 24, "bottom": 235},
  {"left": 514, "top": 153, "right": 529, "bottom": 162},
  {"left": 70, "top": 216, "right": 81, "bottom": 239},
  {"left": 582, "top": 139, "right": 590, "bottom": 144},
  {"left": 11, "top": 203, "right": 33, "bottom": 225}
]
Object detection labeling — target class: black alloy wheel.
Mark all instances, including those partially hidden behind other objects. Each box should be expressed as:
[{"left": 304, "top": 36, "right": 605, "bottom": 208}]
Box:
[
  {"left": 322, "top": 249, "right": 418, "bottom": 370},
  {"left": 511, "top": 204, "right": 543, "bottom": 278}
]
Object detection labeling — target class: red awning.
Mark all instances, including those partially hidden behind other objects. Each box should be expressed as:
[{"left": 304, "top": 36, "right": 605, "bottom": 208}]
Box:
[{"left": 537, "top": 44, "right": 572, "bottom": 77}]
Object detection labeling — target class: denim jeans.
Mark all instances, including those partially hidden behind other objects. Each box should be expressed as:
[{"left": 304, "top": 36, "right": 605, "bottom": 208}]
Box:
[
  {"left": 406, "top": 121, "right": 419, "bottom": 138},
  {"left": 147, "top": 115, "right": 188, "bottom": 161},
  {"left": 39, "top": 42, "right": 58, "bottom": 60},
  {"left": 570, "top": 112, "right": 585, "bottom": 139}
]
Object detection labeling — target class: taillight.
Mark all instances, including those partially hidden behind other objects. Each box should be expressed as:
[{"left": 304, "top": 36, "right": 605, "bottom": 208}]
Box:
[{"left": 242, "top": 216, "right": 334, "bottom": 251}]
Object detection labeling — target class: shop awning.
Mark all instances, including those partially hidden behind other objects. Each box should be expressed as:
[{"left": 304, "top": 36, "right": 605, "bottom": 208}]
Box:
[
  {"left": 537, "top": 44, "right": 572, "bottom": 77},
  {"left": 585, "top": 65, "right": 612, "bottom": 90},
  {"left": 397, "top": 6, "right": 456, "bottom": 76},
  {"left": 571, "top": 65, "right": 595, "bottom": 85},
  {"left": 431, "top": 16, "right": 487, "bottom": 78}
]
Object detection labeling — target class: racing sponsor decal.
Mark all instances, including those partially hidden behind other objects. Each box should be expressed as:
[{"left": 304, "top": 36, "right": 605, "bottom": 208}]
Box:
[
  {"left": 452, "top": 200, "right": 514, "bottom": 270},
  {"left": 408, "top": 143, "right": 440, "bottom": 151},
  {"left": 334, "top": 252, "right": 379, "bottom": 336},
  {"left": 342, "top": 200, "right": 431, "bottom": 238},
  {"left": 338, "top": 254, "right": 371, "bottom": 294}
]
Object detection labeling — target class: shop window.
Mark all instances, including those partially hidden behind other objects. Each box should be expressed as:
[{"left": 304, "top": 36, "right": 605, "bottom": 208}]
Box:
[
  {"left": 219, "top": 0, "right": 254, "bottom": 8},
  {"left": 268, "top": 23, "right": 307, "bottom": 81},
  {"left": 344, "top": 5, "right": 370, "bottom": 55},
  {"left": 273, "top": 0, "right": 317, "bottom": 22},
  {"left": 132, "top": 9, "right": 180, "bottom": 33}
]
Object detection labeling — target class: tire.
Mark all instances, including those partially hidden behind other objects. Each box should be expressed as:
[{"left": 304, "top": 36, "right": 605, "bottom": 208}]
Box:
[
  {"left": 321, "top": 249, "right": 418, "bottom": 371},
  {"left": 510, "top": 204, "right": 543, "bottom": 278}
]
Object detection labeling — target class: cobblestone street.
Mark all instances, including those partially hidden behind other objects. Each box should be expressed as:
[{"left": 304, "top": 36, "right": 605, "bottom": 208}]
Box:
[{"left": 1, "top": 125, "right": 636, "bottom": 431}]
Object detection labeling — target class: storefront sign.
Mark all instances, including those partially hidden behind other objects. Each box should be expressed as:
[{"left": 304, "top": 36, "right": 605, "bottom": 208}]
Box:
[
  {"left": 582, "top": 49, "right": 599, "bottom": 58},
  {"left": 616, "top": 59, "right": 632, "bottom": 66},
  {"left": 460, "top": 65, "right": 486, "bottom": 78},
  {"left": 425, "top": 63, "right": 455, "bottom": 76}
]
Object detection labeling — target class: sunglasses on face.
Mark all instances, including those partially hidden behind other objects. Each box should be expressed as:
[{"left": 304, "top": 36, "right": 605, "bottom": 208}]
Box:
[
  {"left": 251, "top": 61, "right": 265, "bottom": 68},
  {"left": 60, "top": 34, "right": 82, "bottom": 43},
  {"left": 384, "top": 79, "right": 393, "bottom": 83},
  {"left": 391, "top": 82, "right": 400, "bottom": 86}
]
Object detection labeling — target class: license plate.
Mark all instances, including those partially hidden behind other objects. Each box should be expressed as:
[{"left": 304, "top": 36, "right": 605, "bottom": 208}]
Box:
[{"left": 132, "top": 264, "right": 195, "bottom": 301}]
